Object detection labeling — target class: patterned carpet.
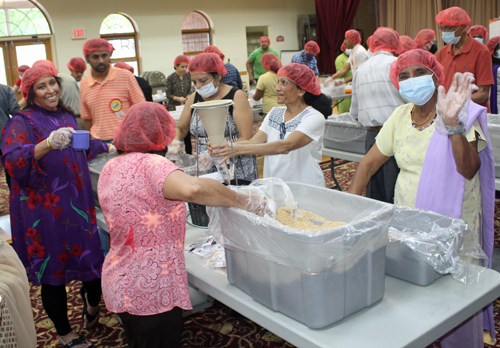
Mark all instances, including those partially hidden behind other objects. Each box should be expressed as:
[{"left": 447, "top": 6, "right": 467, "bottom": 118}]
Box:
[{"left": 2, "top": 150, "right": 500, "bottom": 347}]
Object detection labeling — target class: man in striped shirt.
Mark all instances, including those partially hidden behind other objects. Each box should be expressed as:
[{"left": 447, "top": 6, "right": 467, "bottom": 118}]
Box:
[{"left": 80, "top": 38, "right": 145, "bottom": 142}]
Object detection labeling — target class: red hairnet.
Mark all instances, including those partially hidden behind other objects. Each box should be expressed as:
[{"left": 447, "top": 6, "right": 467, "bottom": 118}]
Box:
[
  {"left": 435, "top": 7, "right": 471, "bottom": 27},
  {"left": 113, "top": 102, "right": 176, "bottom": 152},
  {"left": 345, "top": 30, "right": 361, "bottom": 44},
  {"left": 188, "top": 53, "right": 227, "bottom": 76},
  {"left": 372, "top": 27, "right": 401, "bottom": 55},
  {"left": 261, "top": 53, "right": 281, "bottom": 73},
  {"left": 341, "top": 43, "right": 346, "bottom": 52},
  {"left": 400, "top": 36, "right": 417, "bottom": 53},
  {"left": 83, "top": 38, "right": 115, "bottom": 57},
  {"left": 389, "top": 49, "right": 445, "bottom": 90},
  {"left": 415, "top": 29, "right": 436, "bottom": 48},
  {"left": 114, "top": 62, "right": 134, "bottom": 74},
  {"left": 203, "top": 45, "right": 225, "bottom": 60},
  {"left": 174, "top": 55, "right": 190, "bottom": 66},
  {"left": 260, "top": 36, "right": 270, "bottom": 44},
  {"left": 21, "top": 62, "right": 58, "bottom": 98},
  {"left": 16, "top": 65, "right": 29, "bottom": 73},
  {"left": 304, "top": 41, "right": 320, "bottom": 55},
  {"left": 366, "top": 36, "right": 373, "bottom": 49},
  {"left": 468, "top": 25, "right": 489, "bottom": 41},
  {"left": 277, "top": 63, "right": 320, "bottom": 95},
  {"left": 486, "top": 36, "right": 500, "bottom": 55},
  {"left": 32, "top": 60, "right": 56, "bottom": 69},
  {"left": 67, "top": 57, "right": 87, "bottom": 71}
]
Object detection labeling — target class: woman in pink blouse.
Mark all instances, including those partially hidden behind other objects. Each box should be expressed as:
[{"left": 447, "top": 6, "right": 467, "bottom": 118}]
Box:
[{"left": 98, "top": 102, "right": 268, "bottom": 348}]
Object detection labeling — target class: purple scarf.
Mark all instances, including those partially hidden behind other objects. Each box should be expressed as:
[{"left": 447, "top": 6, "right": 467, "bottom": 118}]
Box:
[
  {"left": 490, "top": 65, "right": 500, "bottom": 114},
  {"left": 415, "top": 101, "right": 495, "bottom": 339}
]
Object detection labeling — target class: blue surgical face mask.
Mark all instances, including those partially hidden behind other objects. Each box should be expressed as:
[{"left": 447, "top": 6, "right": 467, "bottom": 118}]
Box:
[
  {"left": 344, "top": 49, "right": 351, "bottom": 56},
  {"left": 474, "top": 38, "right": 484, "bottom": 44},
  {"left": 305, "top": 53, "right": 314, "bottom": 61},
  {"left": 398, "top": 74, "right": 436, "bottom": 106},
  {"left": 441, "top": 28, "right": 460, "bottom": 45}
]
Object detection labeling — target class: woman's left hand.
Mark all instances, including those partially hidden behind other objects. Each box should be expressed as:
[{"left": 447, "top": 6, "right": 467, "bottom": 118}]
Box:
[
  {"left": 437, "top": 72, "right": 473, "bottom": 128},
  {"left": 210, "top": 142, "right": 240, "bottom": 164}
]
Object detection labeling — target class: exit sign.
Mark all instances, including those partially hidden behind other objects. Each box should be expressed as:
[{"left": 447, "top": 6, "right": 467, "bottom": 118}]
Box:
[{"left": 71, "top": 28, "right": 86, "bottom": 39}]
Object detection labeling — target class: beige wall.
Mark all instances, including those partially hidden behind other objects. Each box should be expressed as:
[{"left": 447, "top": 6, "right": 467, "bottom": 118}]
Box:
[{"left": 38, "top": 0, "right": 315, "bottom": 82}]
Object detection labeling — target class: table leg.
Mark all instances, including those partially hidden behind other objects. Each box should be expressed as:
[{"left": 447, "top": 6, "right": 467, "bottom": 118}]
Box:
[{"left": 328, "top": 157, "right": 346, "bottom": 191}]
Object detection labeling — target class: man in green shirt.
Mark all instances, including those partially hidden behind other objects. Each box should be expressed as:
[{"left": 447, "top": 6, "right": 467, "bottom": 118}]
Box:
[{"left": 246, "top": 36, "right": 280, "bottom": 84}]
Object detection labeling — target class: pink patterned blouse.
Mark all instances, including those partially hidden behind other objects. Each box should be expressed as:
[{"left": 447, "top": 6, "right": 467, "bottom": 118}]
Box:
[{"left": 98, "top": 153, "right": 192, "bottom": 315}]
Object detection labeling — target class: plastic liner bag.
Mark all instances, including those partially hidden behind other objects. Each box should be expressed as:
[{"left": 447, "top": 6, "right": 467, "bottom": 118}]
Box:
[
  {"left": 207, "top": 178, "right": 394, "bottom": 274},
  {"left": 324, "top": 113, "right": 367, "bottom": 142},
  {"left": 487, "top": 114, "right": 500, "bottom": 168},
  {"left": 389, "top": 206, "right": 488, "bottom": 284}
]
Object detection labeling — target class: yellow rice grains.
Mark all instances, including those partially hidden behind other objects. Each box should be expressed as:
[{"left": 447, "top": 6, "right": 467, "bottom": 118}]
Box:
[{"left": 275, "top": 208, "right": 347, "bottom": 230}]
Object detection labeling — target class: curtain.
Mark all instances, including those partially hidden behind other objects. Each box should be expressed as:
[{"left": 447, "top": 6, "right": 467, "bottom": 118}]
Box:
[
  {"left": 377, "top": 0, "right": 443, "bottom": 38},
  {"left": 315, "top": 0, "right": 362, "bottom": 74}
]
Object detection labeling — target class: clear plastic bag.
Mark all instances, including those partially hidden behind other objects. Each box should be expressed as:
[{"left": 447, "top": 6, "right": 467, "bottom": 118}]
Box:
[
  {"left": 324, "top": 113, "right": 367, "bottom": 142},
  {"left": 207, "top": 178, "right": 394, "bottom": 274},
  {"left": 388, "top": 206, "right": 488, "bottom": 284}
]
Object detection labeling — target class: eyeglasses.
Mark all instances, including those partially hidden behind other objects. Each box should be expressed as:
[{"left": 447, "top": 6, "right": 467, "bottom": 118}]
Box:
[{"left": 438, "top": 25, "right": 459, "bottom": 32}]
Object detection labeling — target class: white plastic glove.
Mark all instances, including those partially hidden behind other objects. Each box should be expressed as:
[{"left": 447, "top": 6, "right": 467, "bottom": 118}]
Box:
[
  {"left": 166, "top": 140, "right": 185, "bottom": 160},
  {"left": 233, "top": 188, "right": 273, "bottom": 217},
  {"left": 249, "top": 89, "right": 256, "bottom": 98},
  {"left": 196, "top": 151, "right": 215, "bottom": 172},
  {"left": 333, "top": 78, "right": 345, "bottom": 87},
  {"left": 436, "top": 72, "right": 473, "bottom": 134},
  {"left": 107, "top": 144, "right": 117, "bottom": 154},
  {"left": 48, "top": 127, "right": 75, "bottom": 150}
]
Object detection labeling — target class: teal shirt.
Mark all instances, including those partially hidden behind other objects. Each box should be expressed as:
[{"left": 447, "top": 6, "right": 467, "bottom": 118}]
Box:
[{"left": 248, "top": 47, "right": 280, "bottom": 79}]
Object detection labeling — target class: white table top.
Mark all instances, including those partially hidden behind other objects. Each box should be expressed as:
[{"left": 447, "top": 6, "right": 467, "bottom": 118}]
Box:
[
  {"left": 184, "top": 224, "right": 500, "bottom": 348},
  {"left": 496, "top": 178, "right": 500, "bottom": 191},
  {"left": 153, "top": 95, "right": 167, "bottom": 103},
  {"left": 322, "top": 146, "right": 364, "bottom": 163},
  {"left": 95, "top": 210, "right": 500, "bottom": 348},
  {"left": 331, "top": 93, "right": 352, "bottom": 101}
]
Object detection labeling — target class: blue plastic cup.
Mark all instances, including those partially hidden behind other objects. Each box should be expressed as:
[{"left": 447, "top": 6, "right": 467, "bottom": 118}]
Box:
[{"left": 71, "top": 130, "right": 89, "bottom": 150}]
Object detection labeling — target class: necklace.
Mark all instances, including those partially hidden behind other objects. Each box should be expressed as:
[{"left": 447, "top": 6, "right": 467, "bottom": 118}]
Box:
[{"left": 411, "top": 105, "right": 436, "bottom": 128}]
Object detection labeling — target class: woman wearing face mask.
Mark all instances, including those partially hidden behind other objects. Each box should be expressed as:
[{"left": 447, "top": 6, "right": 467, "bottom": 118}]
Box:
[
  {"left": 171, "top": 53, "right": 258, "bottom": 184},
  {"left": 487, "top": 36, "right": 500, "bottom": 113},
  {"left": 334, "top": 43, "right": 352, "bottom": 114},
  {"left": 468, "top": 25, "right": 489, "bottom": 44},
  {"left": 415, "top": 29, "right": 437, "bottom": 54},
  {"left": 349, "top": 49, "right": 494, "bottom": 348},
  {"left": 210, "top": 63, "right": 332, "bottom": 187}
]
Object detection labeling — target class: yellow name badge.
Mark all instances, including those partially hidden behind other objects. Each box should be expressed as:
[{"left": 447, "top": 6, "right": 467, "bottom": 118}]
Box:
[{"left": 110, "top": 99, "right": 125, "bottom": 119}]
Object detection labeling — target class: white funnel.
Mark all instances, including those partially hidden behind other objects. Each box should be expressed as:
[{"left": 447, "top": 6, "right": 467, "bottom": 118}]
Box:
[{"left": 191, "top": 100, "right": 234, "bottom": 144}]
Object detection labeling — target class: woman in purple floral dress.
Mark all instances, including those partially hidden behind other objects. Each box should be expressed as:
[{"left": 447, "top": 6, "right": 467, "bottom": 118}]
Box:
[{"left": 1, "top": 61, "right": 114, "bottom": 348}]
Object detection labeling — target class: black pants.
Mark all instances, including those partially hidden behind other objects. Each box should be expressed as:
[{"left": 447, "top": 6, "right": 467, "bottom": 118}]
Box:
[
  {"left": 41, "top": 278, "right": 102, "bottom": 336},
  {"left": 117, "top": 307, "right": 183, "bottom": 348},
  {"left": 365, "top": 130, "right": 399, "bottom": 204}
]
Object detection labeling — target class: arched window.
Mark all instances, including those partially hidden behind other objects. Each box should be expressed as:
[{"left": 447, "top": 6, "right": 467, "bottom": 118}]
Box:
[
  {"left": 182, "top": 11, "right": 212, "bottom": 55},
  {"left": 0, "top": 0, "right": 53, "bottom": 87},
  {"left": 0, "top": 0, "right": 51, "bottom": 37},
  {"left": 100, "top": 13, "right": 140, "bottom": 75}
]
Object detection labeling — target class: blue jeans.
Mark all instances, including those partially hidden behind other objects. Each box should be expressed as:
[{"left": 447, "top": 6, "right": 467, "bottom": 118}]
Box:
[{"left": 98, "top": 226, "right": 110, "bottom": 256}]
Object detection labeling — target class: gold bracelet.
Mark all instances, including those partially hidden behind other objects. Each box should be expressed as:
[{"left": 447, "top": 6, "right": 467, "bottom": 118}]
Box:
[{"left": 46, "top": 137, "right": 53, "bottom": 151}]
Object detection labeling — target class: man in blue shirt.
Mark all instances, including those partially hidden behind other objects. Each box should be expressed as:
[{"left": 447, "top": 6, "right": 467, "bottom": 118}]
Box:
[
  {"left": 204, "top": 45, "right": 243, "bottom": 89},
  {"left": 291, "top": 41, "right": 320, "bottom": 76}
]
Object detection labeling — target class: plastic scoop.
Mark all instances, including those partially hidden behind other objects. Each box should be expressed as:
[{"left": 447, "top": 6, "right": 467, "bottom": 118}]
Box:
[{"left": 309, "top": 218, "right": 327, "bottom": 226}]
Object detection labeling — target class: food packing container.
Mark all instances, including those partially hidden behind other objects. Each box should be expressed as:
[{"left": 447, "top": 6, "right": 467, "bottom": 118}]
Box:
[
  {"left": 209, "top": 181, "right": 394, "bottom": 328},
  {"left": 323, "top": 113, "right": 367, "bottom": 154}
]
